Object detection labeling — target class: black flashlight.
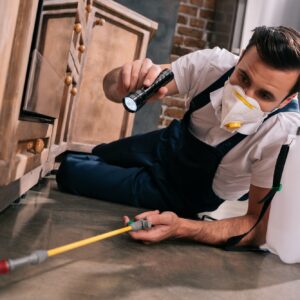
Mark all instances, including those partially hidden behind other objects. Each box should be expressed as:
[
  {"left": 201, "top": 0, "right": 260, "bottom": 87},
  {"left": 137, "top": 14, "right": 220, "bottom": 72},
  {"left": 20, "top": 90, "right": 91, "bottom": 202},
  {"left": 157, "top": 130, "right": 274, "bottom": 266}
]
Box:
[{"left": 123, "top": 68, "right": 174, "bottom": 113}]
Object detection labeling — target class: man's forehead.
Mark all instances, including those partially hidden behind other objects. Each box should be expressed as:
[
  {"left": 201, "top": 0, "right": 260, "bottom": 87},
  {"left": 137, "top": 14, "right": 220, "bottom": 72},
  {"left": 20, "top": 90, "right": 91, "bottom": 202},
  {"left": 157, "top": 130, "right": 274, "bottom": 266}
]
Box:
[{"left": 237, "top": 47, "right": 299, "bottom": 97}]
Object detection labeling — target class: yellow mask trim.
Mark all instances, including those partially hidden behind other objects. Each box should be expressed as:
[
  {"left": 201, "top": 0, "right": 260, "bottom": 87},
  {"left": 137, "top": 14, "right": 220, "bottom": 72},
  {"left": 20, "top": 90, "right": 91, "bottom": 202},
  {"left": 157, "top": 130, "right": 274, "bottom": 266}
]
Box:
[
  {"left": 234, "top": 91, "right": 255, "bottom": 109},
  {"left": 225, "top": 121, "right": 241, "bottom": 129}
]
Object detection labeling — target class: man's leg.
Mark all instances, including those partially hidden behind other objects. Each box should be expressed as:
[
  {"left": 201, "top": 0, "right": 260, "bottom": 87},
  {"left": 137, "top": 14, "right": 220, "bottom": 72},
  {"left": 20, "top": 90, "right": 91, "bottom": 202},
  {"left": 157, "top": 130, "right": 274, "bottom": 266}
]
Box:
[
  {"left": 91, "top": 129, "right": 164, "bottom": 168},
  {"left": 56, "top": 153, "right": 169, "bottom": 211}
]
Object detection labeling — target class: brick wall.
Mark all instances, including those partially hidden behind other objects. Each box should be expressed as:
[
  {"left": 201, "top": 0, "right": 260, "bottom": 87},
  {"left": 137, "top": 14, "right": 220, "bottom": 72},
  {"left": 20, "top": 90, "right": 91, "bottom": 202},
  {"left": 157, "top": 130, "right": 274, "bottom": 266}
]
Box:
[
  {"left": 159, "top": 0, "right": 238, "bottom": 128},
  {"left": 159, "top": 0, "right": 217, "bottom": 128},
  {"left": 172, "top": 0, "right": 216, "bottom": 57},
  {"left": 210, "top": 0, "right": 238, "bottom": 50}
]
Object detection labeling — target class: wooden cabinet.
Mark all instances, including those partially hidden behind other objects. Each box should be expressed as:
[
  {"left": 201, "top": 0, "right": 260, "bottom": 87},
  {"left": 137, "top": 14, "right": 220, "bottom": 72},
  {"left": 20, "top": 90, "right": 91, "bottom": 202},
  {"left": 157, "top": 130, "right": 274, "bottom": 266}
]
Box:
[
  {"left": 0, "top": 0, "right": 157, "bottom": 211},
  {"left": 68, "top": 0, "right": 157, "bottom": 152},
  {"left": 0, "top": 0, "right": 40, "bottom": 188}
]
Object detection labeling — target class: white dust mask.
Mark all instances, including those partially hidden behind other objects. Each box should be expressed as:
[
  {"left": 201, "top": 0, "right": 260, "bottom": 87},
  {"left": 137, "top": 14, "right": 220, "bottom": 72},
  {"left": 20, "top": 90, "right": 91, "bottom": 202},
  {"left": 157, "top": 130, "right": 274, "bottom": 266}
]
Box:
[{"left": 220, "top": 81, "right": 268, "bottom": 134}]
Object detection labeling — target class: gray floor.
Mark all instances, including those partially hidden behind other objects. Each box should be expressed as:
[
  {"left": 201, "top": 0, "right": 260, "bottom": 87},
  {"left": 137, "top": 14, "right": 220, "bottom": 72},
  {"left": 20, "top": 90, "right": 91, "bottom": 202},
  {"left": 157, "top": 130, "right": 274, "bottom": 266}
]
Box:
[{"left": 0, "top": 177, "right": 300, "bottom": 300}]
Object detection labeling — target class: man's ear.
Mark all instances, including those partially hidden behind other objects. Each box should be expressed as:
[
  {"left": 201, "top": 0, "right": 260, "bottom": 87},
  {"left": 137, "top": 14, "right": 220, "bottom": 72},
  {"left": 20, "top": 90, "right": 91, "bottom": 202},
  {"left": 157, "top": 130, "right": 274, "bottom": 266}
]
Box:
[{"left": 279, "top": 93, "right": 297, "bottom": 109}]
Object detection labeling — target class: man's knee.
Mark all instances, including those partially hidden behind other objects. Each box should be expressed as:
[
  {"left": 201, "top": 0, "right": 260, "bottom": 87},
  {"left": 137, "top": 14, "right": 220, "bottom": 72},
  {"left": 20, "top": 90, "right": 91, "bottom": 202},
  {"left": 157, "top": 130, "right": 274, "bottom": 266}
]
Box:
[
  {"left": 91, "top": 143, "right": 107, "bottom": 156},
  {"left": 56, "top": 154, "right": 88, "bottom": 193},
  {"left": 56, "top": 155, "right": 73, "bottom": 192}
]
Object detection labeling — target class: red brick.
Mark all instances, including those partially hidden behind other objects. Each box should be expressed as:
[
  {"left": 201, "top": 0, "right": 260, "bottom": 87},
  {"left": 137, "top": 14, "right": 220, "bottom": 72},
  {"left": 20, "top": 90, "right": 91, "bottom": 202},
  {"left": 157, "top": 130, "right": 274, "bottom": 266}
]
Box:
[
  {"left": 159, "top": 117, "right": 174, "bottom": 127},
  {"left": 184, "top": 37, "right": 205, "bottom": 48},
  {"left": 178, "top": 26, "right": 203, "bottom": 39},
  {"left": 177, "top": 14, "right": 188, "bottom": 24},
  {"left": 164, "top": 107, "right": 185, "bottom": 119},
  {"left": 204, "top": 0, "right": 215, "bottom": 10},
  {"left": 164, "top": 118, "right": 174, "bottom": 126},
  {"left": 170, "top": 54, "right": 180, "bottom": 62},
  {"left": 190, "top": 0, "right": 203, "bottom": 6},
  {"left": 200, "top": 9, "right": 215, "bottom": 19},
  {"left": 179, "top": 4, "right": 198, "bottom": 16},
  {"left": 173, "top": 35, "right": 184, "bottom": 45},
  {"left": 190, "top": 18, "right": 205, "bottom": 28},
  {"left": 162, "top": 96, "right": 186, "bottom": 109},
  {"left": 172, "top": 45, "right": 192, "bottom": 56}
]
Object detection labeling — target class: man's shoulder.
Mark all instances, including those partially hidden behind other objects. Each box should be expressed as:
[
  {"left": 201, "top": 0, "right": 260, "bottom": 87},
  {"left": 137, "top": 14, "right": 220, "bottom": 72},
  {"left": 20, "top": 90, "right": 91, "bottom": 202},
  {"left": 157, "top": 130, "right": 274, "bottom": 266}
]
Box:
[
  {"left": 208, "top": 47, "right": 239, "bottom": 70},
  {"left": 171, "top": 47, "right": 239, "bottom": 98},
  {"left": 180, "top": 47, "right": 239, "bottom": 69},
  {"left": 257, "top": 110, "right": 300, "bottom": 140},
  {"left": 270, "top": 109, "right": 300, "bottom": 126}
]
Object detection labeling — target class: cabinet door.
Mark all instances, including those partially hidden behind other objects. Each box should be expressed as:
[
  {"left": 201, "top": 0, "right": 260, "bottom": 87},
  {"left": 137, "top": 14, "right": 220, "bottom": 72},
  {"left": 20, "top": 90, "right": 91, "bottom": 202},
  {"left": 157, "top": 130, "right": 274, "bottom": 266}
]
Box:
[
  {"left": 67, "top": 0, "right": 157, "bottom": 152},
  {"left": 0, "top": 0, "right": 39, "bottom": 186},
  {"left": 32, "top": 0, "right": 90, "bottom": 167},
  {"left": 11, "top": 1, "right": 81, "bottom": 183},
  {"left": 22, "top": 0, "right": 81, "bottom": 119}
]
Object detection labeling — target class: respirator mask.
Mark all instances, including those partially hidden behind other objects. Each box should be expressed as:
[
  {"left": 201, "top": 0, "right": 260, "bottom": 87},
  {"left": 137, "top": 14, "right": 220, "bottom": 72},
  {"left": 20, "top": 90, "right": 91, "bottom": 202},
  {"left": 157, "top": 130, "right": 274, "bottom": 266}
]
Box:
[{"left": 220, "top": 81, "right": 269, "bottom": 134}]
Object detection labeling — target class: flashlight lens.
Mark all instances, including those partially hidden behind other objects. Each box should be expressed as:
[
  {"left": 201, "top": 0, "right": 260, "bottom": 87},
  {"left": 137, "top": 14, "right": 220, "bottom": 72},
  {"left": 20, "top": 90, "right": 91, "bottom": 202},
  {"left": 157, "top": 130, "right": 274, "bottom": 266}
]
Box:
[{"left": 124, "top": 97, "right": 137, "bottom": 112}]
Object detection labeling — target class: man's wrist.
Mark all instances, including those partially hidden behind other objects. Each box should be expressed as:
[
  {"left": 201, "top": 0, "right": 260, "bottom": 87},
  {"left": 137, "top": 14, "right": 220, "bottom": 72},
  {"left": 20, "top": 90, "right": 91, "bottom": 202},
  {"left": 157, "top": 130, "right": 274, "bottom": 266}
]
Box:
[{"left": 174, "top": 218, "right": 202, "bottom": 240}]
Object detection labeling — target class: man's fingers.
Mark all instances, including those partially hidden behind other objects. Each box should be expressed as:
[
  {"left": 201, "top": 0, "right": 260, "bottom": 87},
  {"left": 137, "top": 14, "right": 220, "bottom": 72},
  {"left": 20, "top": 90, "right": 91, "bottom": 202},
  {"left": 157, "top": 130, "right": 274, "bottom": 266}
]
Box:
[
  {"left": 140, "top": 58, "right": 153, "bottom": 75},
  {"left": 118, "top": 63, "right": 132, "bottom": 93},
  {"left": 124, "top": 211, "right": 160, "bottom": 242},
  {"left": 137, "top": 58, "right": 153, "bottom": 88},
  {"left": 129, "top": 60, "right": 143, "bottom": 92},
  {"left": 117, "top": 60, "right": 165, "bottom": 102},
  {"left": 124, "top": 211, "right": 179, "bottom": 243},
  {"left": 134, "top": 210, "right": 160, "bottom": 221},
  {"left": 123, "top": 215, "right": 130, "bottom": 224},
  {"left": 147, "top": 212, "right": 177, "bottom": 226},
  {"left": 157, "top": 87, "right": 168, "bottom": 98},
  {"left": 128, "top": 228, "right": 161, "bottom": 242},
  {"left": 143, "top": 65, "right": 162, "bottom": 87},
  {"left": 147, "top": 87, "right": 169, "bottom": 103}
]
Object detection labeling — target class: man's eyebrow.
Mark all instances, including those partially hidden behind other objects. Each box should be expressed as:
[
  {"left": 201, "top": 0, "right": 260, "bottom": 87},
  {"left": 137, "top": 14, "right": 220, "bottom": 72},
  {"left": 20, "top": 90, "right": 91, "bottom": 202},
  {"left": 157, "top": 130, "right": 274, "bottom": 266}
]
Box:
[{"left": 238, "top": 69, "right": 250, "bottom": 78}]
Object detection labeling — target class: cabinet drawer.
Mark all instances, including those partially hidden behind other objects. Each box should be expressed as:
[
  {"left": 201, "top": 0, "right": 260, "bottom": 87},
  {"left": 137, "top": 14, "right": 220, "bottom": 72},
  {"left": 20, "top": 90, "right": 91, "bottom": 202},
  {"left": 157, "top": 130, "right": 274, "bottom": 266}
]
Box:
[{"left": 9, "top": 121, "right": 53, "bottom": 182}]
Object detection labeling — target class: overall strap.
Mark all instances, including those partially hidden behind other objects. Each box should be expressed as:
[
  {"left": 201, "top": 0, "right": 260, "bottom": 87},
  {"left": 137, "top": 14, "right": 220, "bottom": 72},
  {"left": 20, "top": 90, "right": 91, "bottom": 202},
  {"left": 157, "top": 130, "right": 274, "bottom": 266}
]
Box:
[
  {"left": 216, "top": 133, "right": 247, "bottom": 157},
  {"left": 221, "top": 101, "right": 299, "bottom": 250},
  {"left": 222, "top": 144, "right": 290, "bottom": 251},
  {"left": 185, "top": 67, "right": 235, "bottom": 118}
]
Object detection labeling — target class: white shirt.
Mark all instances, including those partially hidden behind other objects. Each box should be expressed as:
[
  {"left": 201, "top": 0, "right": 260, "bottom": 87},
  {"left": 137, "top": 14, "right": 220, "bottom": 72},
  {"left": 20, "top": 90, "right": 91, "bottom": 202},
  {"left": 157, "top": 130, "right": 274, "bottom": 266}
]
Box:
[{"left": 171, "top": 47, "right": 300, "bottom": 201}]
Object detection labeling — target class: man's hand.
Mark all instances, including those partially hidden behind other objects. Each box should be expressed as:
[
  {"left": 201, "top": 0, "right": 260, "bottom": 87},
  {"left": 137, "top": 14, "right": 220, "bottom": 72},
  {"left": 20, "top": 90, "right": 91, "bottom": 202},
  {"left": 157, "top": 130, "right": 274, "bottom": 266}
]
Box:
[
  {"left": 117, "top": 59, "right": 167, "bottom": 100},
  {"left": 123, "top": 185, "right": 271, "bottom": 246},
  {"left": 103, "top": 59, "right": 177, "bottom": 103},
  {"left": 124, "top": 210, "right": 181, "bottom": 243}
]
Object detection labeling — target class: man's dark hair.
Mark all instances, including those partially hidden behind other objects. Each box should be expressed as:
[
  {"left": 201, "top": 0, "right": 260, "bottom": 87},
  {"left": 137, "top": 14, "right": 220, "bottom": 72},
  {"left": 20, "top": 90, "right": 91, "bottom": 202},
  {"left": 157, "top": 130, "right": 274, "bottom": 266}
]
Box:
[{"left": 244, "top": 26, "right": 300, "bottom": 96}]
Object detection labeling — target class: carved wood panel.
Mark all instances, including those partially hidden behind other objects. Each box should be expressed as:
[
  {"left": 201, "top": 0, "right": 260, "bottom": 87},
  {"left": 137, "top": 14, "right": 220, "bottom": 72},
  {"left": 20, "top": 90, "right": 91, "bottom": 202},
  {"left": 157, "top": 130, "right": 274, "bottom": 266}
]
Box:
[{"left": 68, "top": 0, "right": 156, "bottom": 152}]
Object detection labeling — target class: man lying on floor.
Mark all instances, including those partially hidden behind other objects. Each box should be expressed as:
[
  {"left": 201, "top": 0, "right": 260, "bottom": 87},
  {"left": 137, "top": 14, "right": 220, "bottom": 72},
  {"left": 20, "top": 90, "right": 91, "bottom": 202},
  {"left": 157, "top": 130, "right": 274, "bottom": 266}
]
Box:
[{"left": 57, "top": 26, "right": 300, "bottom": 247}]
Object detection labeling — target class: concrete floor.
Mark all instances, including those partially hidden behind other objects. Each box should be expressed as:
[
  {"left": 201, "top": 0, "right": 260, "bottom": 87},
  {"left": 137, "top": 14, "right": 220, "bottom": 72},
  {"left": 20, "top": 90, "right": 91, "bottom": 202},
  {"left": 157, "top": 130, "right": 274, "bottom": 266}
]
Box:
[{"left": 0, "top": 177, "right": 300, "bottom": 300}]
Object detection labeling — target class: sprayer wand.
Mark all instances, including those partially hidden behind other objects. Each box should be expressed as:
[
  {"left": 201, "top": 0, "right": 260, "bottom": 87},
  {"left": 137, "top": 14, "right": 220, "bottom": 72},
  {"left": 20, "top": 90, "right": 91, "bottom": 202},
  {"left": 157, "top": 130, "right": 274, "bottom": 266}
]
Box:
[{"left": 0, "top": 219, "right": 151, "bottom": 275}]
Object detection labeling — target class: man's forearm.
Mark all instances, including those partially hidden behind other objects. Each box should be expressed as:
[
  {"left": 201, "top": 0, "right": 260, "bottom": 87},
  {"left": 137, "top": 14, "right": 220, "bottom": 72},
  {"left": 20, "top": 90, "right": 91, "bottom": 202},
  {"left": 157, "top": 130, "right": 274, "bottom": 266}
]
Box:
[{"left": 175, "top": 214, "right": 267, "bottom": 246}]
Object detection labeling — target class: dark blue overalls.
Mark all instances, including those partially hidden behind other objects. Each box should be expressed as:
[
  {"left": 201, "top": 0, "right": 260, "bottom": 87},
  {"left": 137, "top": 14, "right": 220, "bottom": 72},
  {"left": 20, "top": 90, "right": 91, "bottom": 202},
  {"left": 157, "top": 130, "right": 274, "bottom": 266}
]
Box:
[{"left": 56, "top": 68, "right": 299, "bottom": 218}]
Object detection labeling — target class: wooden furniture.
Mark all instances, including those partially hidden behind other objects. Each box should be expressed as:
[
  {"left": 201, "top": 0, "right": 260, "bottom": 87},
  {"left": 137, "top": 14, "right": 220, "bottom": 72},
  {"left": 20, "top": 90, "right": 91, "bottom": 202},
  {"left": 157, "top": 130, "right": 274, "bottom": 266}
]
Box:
[{"left": 0, "top": 0, "right": 157, "bottom": 211}]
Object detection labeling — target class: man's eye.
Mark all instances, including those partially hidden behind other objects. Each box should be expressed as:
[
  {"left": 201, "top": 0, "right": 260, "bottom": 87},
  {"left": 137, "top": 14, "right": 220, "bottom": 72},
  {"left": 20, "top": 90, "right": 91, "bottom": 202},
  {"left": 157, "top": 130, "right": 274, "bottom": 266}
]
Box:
[
  {"left": 260, "top": 92, "right": 271, "bottom": 100},
  {"left": 239, "top": 73, "right": 249, "bottom": 85}
]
